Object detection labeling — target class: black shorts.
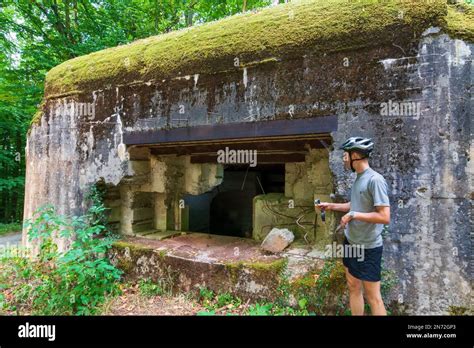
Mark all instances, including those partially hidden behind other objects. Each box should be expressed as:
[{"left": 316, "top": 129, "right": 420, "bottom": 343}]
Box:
[{"left": 342, "top": 237, "right": 383, "bottom": 282}]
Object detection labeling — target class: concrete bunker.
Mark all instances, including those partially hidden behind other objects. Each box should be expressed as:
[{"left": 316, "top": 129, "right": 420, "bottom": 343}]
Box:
[
  {"left": 104, "top": 132, "right": 335, "bottom": 248},
  {"left": 24, "top": 0, "right": 472, "bottom": 313}
]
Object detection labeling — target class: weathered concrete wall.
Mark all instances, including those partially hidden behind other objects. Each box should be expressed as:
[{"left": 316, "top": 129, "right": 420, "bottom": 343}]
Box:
[
  {"left": 330, "top": 33, "right": 472, "bottom": 315},
  {"left": 24, "top": 28, "right": 472, "bottom": 313}
]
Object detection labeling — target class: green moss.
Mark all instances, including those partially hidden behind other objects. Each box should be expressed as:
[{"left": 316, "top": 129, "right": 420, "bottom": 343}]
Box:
[
  {"left": 291, "top": 271, "right": 318, "bottom": 289},
  {"left": 224, "top": 257, "right": 287, "bottom": 283},
  {"left": 226, "top": 257, "right": 287, "bottom": 272},
  {"left": 292, "top": 259, "right": 346, "bottom": 293},
  {"left": 30, "top": 100, "right": 47, "bottom": 128},
  {"left": 31, "top": 110, "right": 42, "bottom": 126},
  {"left": 249, "top": 258, "right": 287, "bottom": 272},
  {"left": 112, "top": 240, "right": 152, "bottom": 253},
  {"left": 112, "top": 240, "right": 165, "bottom": 274},
  {"left": 448, "top": 305, "right": 472, "bottom": 316},
  {"left": 116, "top": 258, "right": 134, "bottom": 273},
  {"left": 44, "top": 0, "right": 447, "bottom": 97},
  {"left": 288, "top": 259, "right": 347, "bottom": 314},
  {"left": 241, "top": 57, "right": 280, "bottom": 68},
  {"left": 443, "top": 3, "right": 474, "bottom": 42}
]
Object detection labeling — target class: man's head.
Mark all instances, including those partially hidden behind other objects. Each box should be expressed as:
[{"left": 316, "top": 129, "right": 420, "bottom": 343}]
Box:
[{"left": 339, "top": 137, "right": 374, "bottom": 172}]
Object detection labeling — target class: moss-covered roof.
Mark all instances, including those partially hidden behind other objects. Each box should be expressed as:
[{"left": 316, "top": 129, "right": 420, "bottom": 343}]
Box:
[
  {"left": 44, "top": 0, "right": 451, "bottom": 98},
  {"left": 443, "top": 3, "right": 474, "bottom": 43}
]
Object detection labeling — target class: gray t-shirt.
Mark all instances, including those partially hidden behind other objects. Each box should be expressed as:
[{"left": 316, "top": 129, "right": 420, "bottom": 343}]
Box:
[{"left": 344, "top": 167, "right": 390, "bottom": 249}]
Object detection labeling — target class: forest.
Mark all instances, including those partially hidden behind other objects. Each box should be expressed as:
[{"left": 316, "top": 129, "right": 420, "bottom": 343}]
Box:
[{"left": 0, "top": 0, "right": 273, "bottom": 226}]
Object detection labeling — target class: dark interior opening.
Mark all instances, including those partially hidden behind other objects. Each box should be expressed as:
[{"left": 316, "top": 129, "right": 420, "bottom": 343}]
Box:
[{"left": 183, "top": 163, "right": 285, "bottom": 238}]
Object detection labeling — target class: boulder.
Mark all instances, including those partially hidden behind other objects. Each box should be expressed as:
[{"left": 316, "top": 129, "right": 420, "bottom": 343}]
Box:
[{"left": 261, "top": 228, "right": 295, "bottom": 253}]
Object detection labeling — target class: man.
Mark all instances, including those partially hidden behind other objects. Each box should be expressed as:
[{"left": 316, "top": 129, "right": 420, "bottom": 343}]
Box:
[{"left": 316, "top": 137, "right": 390, "bottom": 315}]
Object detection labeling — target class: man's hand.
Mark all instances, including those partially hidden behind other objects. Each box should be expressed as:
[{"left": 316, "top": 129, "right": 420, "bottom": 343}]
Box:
[
  {"left": 340, "top": 212, "right": 355, "bottom": 227},
  {"left": 315, "top": 202, "right": 333, "bottom": 211}
]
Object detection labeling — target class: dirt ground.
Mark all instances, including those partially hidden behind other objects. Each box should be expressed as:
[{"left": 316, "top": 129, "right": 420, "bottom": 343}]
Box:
[
  {"left": 101, "top": 286, "right": 205, "bottom": 315},
  {"left": 100, "top": 284, "right": 255, "bottom": 316}
]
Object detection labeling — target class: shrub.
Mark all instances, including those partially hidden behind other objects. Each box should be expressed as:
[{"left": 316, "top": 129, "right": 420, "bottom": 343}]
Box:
[
  {"left": 0, "top": 223, "right": 22, "bottom": 236},
  {"left": 12, "top": 186, "right": 122, "bottom": 315}
]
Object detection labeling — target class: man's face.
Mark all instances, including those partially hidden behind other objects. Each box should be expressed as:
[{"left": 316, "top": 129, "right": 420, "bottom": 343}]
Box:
[{"left": 343, "top": 151, "right": 362, "bottom": 170}]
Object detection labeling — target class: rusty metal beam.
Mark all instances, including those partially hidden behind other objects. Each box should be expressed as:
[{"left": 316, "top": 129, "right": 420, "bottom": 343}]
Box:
[
  {"left": 123, "top": 115, "right": 337, "bottom": 146},
  {"left": 148, "top": 138, "right": 330, "bottom": 156}
]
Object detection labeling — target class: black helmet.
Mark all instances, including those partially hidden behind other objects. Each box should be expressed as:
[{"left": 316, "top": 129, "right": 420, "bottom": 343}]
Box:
[{"left": 339, "top": 137, "right": 374, "bottom": 155}]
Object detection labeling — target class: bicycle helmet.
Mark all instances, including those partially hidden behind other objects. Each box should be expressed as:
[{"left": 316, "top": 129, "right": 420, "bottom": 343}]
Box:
[
  {"left": 339, "top": 137, "right": 374, "bottom": 172},
  {"left": 339, "top": 137, "right": 374, "bottom": 154}
]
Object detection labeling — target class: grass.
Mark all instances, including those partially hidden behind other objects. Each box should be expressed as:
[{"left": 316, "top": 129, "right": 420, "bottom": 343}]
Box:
[
  {"left": 195, "top": 287, "right": 319, "bottom": 316},
  {"left": 137, "top": 276, "right": 175, "bottom": 298},
  {"left": 0, "top": 223, "right": 22, "bottom": 236}
]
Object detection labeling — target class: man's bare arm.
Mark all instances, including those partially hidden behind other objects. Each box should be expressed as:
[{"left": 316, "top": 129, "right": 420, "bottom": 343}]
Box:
[
  {"left": 353, "top": 206, "right": 390, "bottom": 224},
  {"left": 340, "top": 205, "right": 390, "bottom": 226},
  {"left": 315, "top": 202, "right": 350, "bottom": 213}
]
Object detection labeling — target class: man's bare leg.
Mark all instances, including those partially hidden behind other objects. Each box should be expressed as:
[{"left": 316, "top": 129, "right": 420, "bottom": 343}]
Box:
[
  {"left": 345, "top": 266, "right": 364, "bottom": 315},
  {"left": 363, "top": 280, "right": 387, "bottom": 315}
]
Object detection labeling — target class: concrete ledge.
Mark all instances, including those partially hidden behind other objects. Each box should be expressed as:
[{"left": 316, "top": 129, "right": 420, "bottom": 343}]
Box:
[
  {"left": 107, "top": 233, "right": 353, "bottom": 314},
  {"left": 108, "top": 233, "right": 291, "bottom": 301}
]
